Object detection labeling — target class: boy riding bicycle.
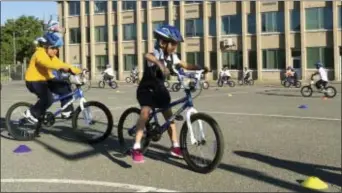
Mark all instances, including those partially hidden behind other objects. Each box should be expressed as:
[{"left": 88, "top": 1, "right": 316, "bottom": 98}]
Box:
[
  {"left": 102, "top": 64, "right": 115, "bottom": 81},
  {"left": 131, "top": 25, "right": 208, "bottom": 163},
  {"left": 311, "top": 62, "right": 328, "bottom": 92},
  {"left": 24, "top": 32, "right": 81, "bottom": 123}
]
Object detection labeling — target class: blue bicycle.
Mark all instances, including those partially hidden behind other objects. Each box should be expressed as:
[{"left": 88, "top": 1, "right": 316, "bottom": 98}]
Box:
[
  {"left": 117, "top": 69, "right": 224, "bottom": 174},
  {"left": 5, "top": 71, "right": 114, "bottom": 144}
]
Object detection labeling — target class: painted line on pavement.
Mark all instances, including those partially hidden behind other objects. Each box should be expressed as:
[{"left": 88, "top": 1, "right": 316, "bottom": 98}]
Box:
[
  {"left": 1, "top": 179, "right": 177, "bottom": 192},
  {"left": 204, "top": 111, "right": 341, "bottom": 121}
]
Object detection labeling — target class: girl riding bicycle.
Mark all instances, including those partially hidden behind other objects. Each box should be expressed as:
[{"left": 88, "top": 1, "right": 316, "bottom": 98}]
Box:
[
  {"left": 24, "top": 32, "right": 81, "bottom": 123},
  {"left": 132, "top": 25, "right": 208, "bottom": 163}
]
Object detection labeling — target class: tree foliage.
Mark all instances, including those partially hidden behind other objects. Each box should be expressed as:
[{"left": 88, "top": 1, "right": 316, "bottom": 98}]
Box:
[{"left": 1, "top": 15, "right": 44, "bottom": 65}]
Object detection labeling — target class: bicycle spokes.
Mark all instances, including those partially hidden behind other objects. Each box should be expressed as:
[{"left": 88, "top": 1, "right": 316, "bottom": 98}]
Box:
[{"left": 82, "top": 107, "right": 93, "bottom": 125}]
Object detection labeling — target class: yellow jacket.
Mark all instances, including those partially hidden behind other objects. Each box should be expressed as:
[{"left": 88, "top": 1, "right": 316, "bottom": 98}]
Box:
[{"left": 25, "top": 47, "right": 81, "bottom": 81}]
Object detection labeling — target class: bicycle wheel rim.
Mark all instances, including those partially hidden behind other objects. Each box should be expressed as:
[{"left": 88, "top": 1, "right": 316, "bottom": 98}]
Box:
[
  {"left": 72, "top": 101, "right": 113, "bottom": 144},
  {"left": 5, "top": 102, "right": 39, "bottom": 141}
]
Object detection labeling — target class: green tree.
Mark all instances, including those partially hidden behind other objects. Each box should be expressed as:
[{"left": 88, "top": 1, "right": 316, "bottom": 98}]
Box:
[{"left": 1, "top": 15, "right": 44, "bottom": 65}]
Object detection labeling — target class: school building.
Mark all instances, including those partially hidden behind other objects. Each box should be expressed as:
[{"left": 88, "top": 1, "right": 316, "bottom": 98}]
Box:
[{"left": 57, "top": 1, "right": 342, "bottom": 81}]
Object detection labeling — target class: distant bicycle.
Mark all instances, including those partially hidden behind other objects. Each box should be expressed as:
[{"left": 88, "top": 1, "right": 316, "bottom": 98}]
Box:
[
  {"left": 217, "top": 78, "right": 235, "bottom": 87},
  {"left": 80, "top": 69, "right": 91, "bottom": 91},
  {"left": 125, "top": 74, "right": 140, "bottom": 84},
  {"left": 238, "top": 78, "right": 254, "bottom": 86},
  {"left": 5, "top": 70, "right": 114, "bottom": 144},
  {"left": 98, "top": 75, "right": 118, "bottom": 89},
  {"left": 301, "top": 81, "right": 336, "bottom": 98},
  {"left": 283, "top": 77, "right": 301, "bottom": 88}
]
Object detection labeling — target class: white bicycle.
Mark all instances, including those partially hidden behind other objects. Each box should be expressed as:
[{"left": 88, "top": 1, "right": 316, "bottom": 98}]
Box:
[{"left": 117, "top": 68, "right": 224, "bottom": 174}]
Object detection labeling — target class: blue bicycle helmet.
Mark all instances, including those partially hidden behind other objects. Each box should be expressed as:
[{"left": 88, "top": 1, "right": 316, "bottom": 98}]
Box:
[
  {"left": 315, "top": 62, "right": 323, "bottom": 69},
  {"left": 43, "top": 32, "right": 63, "bottom": 48},
  {"left": 153, "top": 25, "right": 184, "bottom": 43}
]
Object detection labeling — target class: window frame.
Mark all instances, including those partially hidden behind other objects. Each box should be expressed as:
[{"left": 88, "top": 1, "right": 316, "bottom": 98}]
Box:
[
  {"left": 221, "top": 14, "right": 242, "bottom": 35},
  {"left": 95, "top": 26, "right": 108, "bottom": 42},
  {"left": 185, "top": 18, "right": 203, "bottom": 37},
  {"left": 123, "top": 23, "right": 137, "bottom": 41},
  {"left": 69, "top": 28, "right": 81, "bottom": 44},
  {"left": 262, "top": 49, "right": 286, "bottom": 70},
  {"left": 222, "top": 51, "right": 243, "bottom": 70}
]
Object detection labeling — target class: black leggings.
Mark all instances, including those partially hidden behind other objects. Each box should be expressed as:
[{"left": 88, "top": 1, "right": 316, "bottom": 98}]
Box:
[
  {"left": 26, "top": 79, "right": 73, "bottom": 118},
  {"left": 315, "top": 79, "right": 328, "bottom": 89}
]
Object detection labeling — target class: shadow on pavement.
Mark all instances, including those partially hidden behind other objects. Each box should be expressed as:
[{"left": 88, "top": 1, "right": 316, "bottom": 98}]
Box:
[
  {"left": 148, "top": 144, "right": 326, "bottom": 192},
  {"left": 234, "top": 151, "right": 342, "bottom": 188}
]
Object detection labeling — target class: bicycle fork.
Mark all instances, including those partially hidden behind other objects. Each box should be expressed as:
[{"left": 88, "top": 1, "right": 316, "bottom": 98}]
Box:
[
  {"left": 79, "top": 97, "right": 93, "bottom": 125},
  {"left": 186, "top": 107, "right": 205, "bottom": 145}
]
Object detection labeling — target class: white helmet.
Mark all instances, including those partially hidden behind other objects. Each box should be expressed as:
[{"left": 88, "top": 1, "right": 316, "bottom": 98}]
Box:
[{"left": 33, "top": 37, "right": 47, "bottom": 45}]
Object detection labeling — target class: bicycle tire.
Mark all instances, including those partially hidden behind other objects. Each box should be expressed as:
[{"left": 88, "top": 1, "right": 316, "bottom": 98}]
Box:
[
  {"left": 295, "top": 81, "right": 301, "bottom": 88},
  {"left": 324, "top": 86, "right": 337, "bottom": 98},
  {"left": 109, "top": 81, "right": 118, "bottom": 89},
  {"left": 238, "top": 80, "right": 244, "bottom": 85},
  {"left": 300, "top": 86, "right": 313, "bottom": 97},
  {"left": 202, "top": 81, "right": 209, "bottom": 89},
  {"left": 217, "top": 81, "right": 223, "bottom": 87},
  {"left": 248, "top": 80, "right": 254, "bottom": 86},
  {"left": 284, "top": 81, "right": 291, "bottom": 88},
  {"left": 164, "top": 81, "right": 170, "bottom": 88},
  {"left": 180, "top": 113, "right": 224, "bottom": 174},
  {"left": 98, "top": 81, "right": 105, "bottom": 88},
  {"left": 125, "top": 77, "right": 132, "bottom": 83},
  {"left": 172, "top": 83, "right": 181, "bottom": 92},
  {"left": 5, "top": 102, "right": 40, "bottom": 141},
  {"left": 228, "top": 81, "right": 235, "bottom": 87},
  {"left": 72, "top": 101, "right": 113, "bottom": 144},
  {"left": 117, "top": 107, "right": 150, "bottom": 154}
]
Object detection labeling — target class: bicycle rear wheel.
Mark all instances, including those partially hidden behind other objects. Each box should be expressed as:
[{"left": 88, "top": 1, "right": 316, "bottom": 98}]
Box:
[
  {"left": 5, "top": 102, "right": 40, "bottom": 141},
  {"left": 98, "top": 81, "right": 105, "bottom": 88},
  {"left": 125, "top": 77, "right": 132, "bottom": 83},
  {"left": 117, "top": 107, "right": 150, "bottom": 154},
  {"left": 180, "top": 113, "right": 224, "bottom": 174},
  {"left": 72, "top": 101, "right": 113, "bottom": 144},
  {"left": 109, "top": 81, "right": 118, "bottom": 89}
]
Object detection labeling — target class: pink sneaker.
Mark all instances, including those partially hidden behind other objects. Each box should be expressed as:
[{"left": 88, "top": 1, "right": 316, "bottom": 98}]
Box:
[
  {"left": 131, "top": 149, "right": 144, "bottom": 163},
  {"left": 170, "top": 147, "right": 183, "bottom": 158}
]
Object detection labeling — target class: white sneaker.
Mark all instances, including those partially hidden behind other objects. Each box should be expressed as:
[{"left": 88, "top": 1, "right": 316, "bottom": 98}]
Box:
[{"left": 23, "top": 110, "right": 38, "bottom": 124}]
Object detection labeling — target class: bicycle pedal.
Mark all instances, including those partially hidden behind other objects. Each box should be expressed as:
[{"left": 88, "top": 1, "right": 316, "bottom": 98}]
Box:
[{"left": 175, "top": 115, "right": 184, "bottom": 121}]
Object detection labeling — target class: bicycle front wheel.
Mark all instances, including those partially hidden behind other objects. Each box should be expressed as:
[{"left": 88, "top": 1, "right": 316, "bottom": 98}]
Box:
[
  {"left": 324, "top": 86, "right": 337, "bottom": 98},
  {"left": 72, "top": 101, "right": 113, "bottom": 144},
  {"left": 5, "top": 102, "right": 40, "bottom": 141},
  {"left": 180, "top": 113, "right": 224, "bottom": 174}
]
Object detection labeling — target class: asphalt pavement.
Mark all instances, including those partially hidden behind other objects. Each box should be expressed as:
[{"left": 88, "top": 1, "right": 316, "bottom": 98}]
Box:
[{"left": 1, "top": 81, "right": 341, "bottom": 192}]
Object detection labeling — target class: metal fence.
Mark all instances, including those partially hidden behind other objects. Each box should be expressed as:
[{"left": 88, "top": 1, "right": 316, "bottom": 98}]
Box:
[{"left": 0, "top": 62, "right": 27, "bottom": 82}]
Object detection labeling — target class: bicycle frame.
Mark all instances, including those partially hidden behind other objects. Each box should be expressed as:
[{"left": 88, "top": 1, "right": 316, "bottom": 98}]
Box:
[{"left": 128, "top": 69, "right": 206, "bottom": 145}]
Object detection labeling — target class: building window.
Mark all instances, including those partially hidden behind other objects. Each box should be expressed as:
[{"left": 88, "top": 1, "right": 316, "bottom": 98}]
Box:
[
  {"left": 113, "top": 55, "right": 118, "bottom": 71},
  {"left": 174, "top": 20, "right": 180, "bottom": 30},
  {"left": 96, "top": 55, "right": 108, "bottom": 71},
  {"left": 86, "top": 27, "right": 90, "bottom": 43},
  {"left": 153, "top": 21, "right": 167, "bottom": 31},
  {"left": 290, "top": 10, "right": 300, "bottom": 31},
  {"left": 185, "top": 18, "right": 203, "bottom": 37},
  {"left": 210, "top": 52, "right": 217, "bottom": 70},
  {"left": 306, "top": 47, "right": 334, "bottom": 69},
  {"left": 113, "top": 25, "right": 118, "bottom": 41},
  {"left": 248, "top": 50, "right": 257, "bottom": 69},
  {"left": 69, "top": 1, "right": 80, "bottom": 16},
  {"left": 152, "top": 1, "right": 168, "bottom": 7},
  {"left": 142, "top": 23, "right": 147, "bottom": 40},
  {"left": 174, "top": 1, "right": 180, "bottom": 6},
  {"left": 141, "top": 1, "right": 147, "bottom": 9},
  {"left": 69, "top": 28, "right": 81, "bottom": 44},
  {"left": 247, "top": 13, "right": 256, "bottom": 34},
  {"left": 222, "top": 51, "right": 243, "bottom": 70},
  {"left": 124, "top": 54, "right": 137, "bottom": 71},
  {"left": 262, "top": 49, "right": 285, "bottom": 69},
  {"left": 186, "top": 52, "right": 204, "bottom": 67},
  {"left": 94, "top": 1, "right": 107, "bottom": 14},
  {"left": 112, "top": 0, "right": 117, "bottom": 11},
  {"left": 209, "top": 17, "right": 216, "bottom": 36},
  {"left": 123, "top": 24, "right": 137, "bottom": 40},
  {"left": 306, "top": 7, "right": 333, "bottom": 30},
  {"left": 185, "top": 1, "right": 202, "bottom": 4},
  {"left": 262, "top": 11, "right": 284, "bottom": 32},
  {"left": 222, "top": 15, "right": 242, "bottom": 35},
  {"left": 339, "top": 6, "right": 342, "bottom": 28},
  {"left": 85, "top": 1, "right": 90, "bottom": 15},
  {"left": 95, "top": 26, "right": 107, "bottom": 42},
  {"left": 122, "top": 1, "right": 136, "bottom": 10}
]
